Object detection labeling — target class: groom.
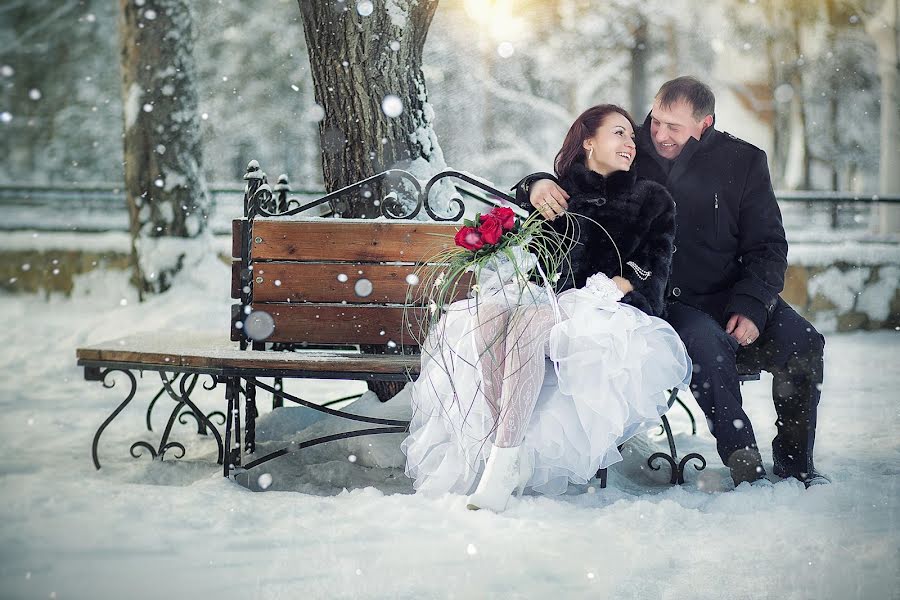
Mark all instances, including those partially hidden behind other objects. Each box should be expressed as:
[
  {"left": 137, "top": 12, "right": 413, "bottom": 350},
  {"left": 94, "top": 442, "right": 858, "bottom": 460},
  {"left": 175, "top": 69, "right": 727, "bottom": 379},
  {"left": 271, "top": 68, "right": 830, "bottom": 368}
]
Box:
[{"left": 518, "top": 76, "right": 829, "bottom": 488}]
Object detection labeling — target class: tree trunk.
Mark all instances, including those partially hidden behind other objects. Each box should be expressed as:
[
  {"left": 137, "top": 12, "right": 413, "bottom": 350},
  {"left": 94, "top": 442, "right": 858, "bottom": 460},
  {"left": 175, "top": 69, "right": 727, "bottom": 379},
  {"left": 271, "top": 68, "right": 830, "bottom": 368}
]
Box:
[
  {"left": 665, "top": 20, "right": 679, "bottom": 79},
  {"left": 765, "top": 35, "right": 786, "bottom": 187},
  {"left": 791, "top": 12, "right": 812, "bottom": 190},
  {"left": 826, "top": 0, "right": 840, "bottom": 191},
  {"left": 118, "top": 0, "right": 210, "bottom": 298},
  {"left": 866, "top": 0, "right": 900, "bottom": 233},
  {"left": 296, "top": 0, "right": 443, "bottom": 218},
  {"left": 629, "top": 16, "right": 649, "bottom": 116}
]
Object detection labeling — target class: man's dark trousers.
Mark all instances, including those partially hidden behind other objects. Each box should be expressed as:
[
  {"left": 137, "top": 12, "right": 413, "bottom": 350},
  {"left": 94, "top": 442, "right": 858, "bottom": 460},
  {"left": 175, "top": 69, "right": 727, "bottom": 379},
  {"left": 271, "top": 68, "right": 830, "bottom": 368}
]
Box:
[{"left": 666, "top": 299, "right": 825, "bottom": 476}]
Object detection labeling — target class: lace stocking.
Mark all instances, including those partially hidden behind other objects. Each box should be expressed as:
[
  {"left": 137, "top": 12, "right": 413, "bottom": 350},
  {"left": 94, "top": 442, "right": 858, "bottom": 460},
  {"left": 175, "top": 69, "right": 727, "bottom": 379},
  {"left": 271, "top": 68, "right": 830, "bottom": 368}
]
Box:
[
  {"left": 472, "top": 301, "right": 508, "bottom": 423},
  {"left": 471, "top": 299, "right": 556, "bottom": 448}
]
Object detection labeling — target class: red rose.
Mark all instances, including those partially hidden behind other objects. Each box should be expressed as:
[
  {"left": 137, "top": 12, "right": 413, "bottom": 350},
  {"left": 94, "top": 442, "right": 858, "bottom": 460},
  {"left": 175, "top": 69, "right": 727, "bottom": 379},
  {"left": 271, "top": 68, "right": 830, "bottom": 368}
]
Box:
[
  {"left": 478, "top": 214, "right": 504, "bottom": 245},
  {"left": 491, "top": 206, "right": 516, "bottom": 231},
  {"left": 455, "top": 226, "right": 484, "bottom": 251}
]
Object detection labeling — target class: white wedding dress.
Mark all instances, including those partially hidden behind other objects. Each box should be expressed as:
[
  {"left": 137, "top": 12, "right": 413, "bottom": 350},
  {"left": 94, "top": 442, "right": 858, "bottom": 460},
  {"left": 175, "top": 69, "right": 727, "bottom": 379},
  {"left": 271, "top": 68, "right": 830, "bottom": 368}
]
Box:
[{"left": 401, "top": 247, "right": 691, "bottom": 496}]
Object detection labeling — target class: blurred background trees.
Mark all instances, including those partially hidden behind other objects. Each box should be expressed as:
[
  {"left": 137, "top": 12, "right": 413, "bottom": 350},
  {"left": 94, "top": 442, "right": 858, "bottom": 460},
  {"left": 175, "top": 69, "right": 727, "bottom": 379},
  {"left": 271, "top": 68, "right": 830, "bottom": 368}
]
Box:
[
  {"left": 0, "top": 0, "right": 891, "bottom": 195},
  {"left": 118, "top": 0, "right": 209, "bottom": 296}
]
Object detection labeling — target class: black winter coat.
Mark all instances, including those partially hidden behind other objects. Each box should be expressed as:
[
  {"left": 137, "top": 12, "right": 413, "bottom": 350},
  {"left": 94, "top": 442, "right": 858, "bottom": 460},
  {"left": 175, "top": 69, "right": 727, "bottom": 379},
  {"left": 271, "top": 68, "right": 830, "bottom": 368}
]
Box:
[
  {"left": 516, "top": 116, "right": 788, "bottom": 330},
  {"left": 514, "top": 162, "right": 676, "bottom": 318},
  {"left": 633, "top": 113, "right": 787, "bottom": 329}
]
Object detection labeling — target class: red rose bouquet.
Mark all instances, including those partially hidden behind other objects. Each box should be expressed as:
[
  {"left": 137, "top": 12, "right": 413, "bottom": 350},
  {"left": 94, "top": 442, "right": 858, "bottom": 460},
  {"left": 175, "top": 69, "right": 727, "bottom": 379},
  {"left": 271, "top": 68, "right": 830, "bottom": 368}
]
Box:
[
  {"left": 407, "top": 204, "right": 574, "bottom": 336},
  {"left": 454, "top": 206, "right": 517, "bottom": 252}
]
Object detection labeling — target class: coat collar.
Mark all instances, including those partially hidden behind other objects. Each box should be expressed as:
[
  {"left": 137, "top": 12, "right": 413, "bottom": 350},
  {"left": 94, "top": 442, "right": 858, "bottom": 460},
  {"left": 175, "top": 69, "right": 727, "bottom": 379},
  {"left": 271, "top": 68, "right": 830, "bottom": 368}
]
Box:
[
  {"left": 562, "top": 162, "right": 637, "bottom": 200},
  {"left": 637, "top": 112, "right": 719, "bottom": 184}
]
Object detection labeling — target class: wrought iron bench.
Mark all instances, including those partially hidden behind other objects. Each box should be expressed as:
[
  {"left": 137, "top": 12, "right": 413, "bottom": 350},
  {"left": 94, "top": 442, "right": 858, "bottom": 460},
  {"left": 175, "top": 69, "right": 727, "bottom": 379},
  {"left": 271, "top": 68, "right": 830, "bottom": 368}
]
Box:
[
  {"left": 220, "top": 162, "right": 483, "bottom": 477},
  {"left": 76, "top": 162, "right": 485, "bottom": 477},
  {"left": 76, "top": 160, "right": 729, "bottom": 489}
]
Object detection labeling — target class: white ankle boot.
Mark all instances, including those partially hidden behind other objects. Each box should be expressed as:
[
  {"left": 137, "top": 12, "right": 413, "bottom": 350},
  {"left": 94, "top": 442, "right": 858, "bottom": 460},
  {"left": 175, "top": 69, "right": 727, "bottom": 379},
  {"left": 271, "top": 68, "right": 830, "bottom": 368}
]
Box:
[{"left": 466, "top": 445, "right": 533, "bottom": 512}]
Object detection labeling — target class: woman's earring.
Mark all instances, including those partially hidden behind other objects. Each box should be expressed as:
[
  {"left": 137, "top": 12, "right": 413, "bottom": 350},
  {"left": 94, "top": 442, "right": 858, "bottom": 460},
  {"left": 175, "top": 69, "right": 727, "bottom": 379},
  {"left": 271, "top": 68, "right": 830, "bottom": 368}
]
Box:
[{"left": 588, "top": 147, "right": 593, "bottom": 160}]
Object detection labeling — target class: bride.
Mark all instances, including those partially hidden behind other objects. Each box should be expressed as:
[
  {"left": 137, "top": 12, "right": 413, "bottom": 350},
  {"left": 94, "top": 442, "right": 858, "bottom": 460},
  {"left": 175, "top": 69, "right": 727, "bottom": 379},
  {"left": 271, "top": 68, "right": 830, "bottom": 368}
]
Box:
[{"left": 401, "top": 104, "right": 691, "bottom": 512}]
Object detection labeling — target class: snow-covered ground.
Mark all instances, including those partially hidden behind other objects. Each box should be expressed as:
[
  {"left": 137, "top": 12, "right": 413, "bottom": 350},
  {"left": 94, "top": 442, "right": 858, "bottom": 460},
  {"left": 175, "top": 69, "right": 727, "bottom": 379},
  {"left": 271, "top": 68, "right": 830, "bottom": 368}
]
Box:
[{"left": 1, "top": 256, "right": 898, "bottom": 600}]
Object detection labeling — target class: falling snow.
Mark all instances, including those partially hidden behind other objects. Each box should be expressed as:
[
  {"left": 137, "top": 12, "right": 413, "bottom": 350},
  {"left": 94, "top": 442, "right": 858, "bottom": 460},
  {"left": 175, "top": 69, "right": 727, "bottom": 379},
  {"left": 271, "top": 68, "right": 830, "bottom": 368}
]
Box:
[
  {"left": 381, "top": 94, "right": 403, "bottom": 118},
  {"left": 356, "top": 1, "right": 374, "bottom": 17},
  {"left": 0, "top": 257, "right": 895, "bottom": 599}
]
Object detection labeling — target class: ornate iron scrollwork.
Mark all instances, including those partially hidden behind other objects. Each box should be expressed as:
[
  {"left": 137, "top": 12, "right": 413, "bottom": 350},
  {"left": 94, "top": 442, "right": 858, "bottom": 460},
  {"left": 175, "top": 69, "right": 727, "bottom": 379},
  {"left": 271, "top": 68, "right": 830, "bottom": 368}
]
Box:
[
  {"left": 421, "top": 170, "right": 516, "bottom": 222},
  {"left": 145, "top": 373, "right": 224, "bottom": 437},
  {"left": 243, "top": 160, "right": 520, "bottom": 223},
  {"left": 130, "top": 440, "right": 185, "bottom": 461},
  {"left": 225, "top": 378, "right": 410, "bottom": 475},
  {"left": 90, "top": 369, "right": 224, "bottom": 470},
  {"left": 160, "top": 373, "right": 224, "bottom": 464},
  {"left": 648, "top": 452, "right": 707, "bottom": 485},
  {"left": 248, "top": 184, "right": 274, "bottom": 219},
  {"left": 145, "top": 375, "right": 175, "bottom": 432},
  {"left": 91, "top": 368, "right": 138, "bottom": 469},
  {"left": 647, "top": 414, "right": 707, "bottom": 485}
]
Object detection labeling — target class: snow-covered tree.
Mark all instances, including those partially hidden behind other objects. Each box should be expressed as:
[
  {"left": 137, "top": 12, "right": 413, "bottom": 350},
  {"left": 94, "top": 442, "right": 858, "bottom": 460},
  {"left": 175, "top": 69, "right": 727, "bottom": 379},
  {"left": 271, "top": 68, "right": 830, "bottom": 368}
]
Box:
[
  {"left": 296, "top": 0, "right": 445, "bottom": 218},
  {"left": 118, "top": 0, "right": 210, "bottom": 297},
  {"left": 728, "top": 0, "right": 883, "bottom": 192},
  {"left": 728, "top": 0, "right": 819, "bottom": 189},
  {"left": 0, "top": 0, "right": 123, "bottom": 184},
  {"left": 805, "top": 1, "right": 879, "bottom": 191},
  {"left": 425, "top": 0, "right": 709, "bottom": 185},
  {"left": 192, "top": 3, "right": 321, "bottom": 187},
  {"left": 854, "top": 0, "right": 900, "bottom": 232}
]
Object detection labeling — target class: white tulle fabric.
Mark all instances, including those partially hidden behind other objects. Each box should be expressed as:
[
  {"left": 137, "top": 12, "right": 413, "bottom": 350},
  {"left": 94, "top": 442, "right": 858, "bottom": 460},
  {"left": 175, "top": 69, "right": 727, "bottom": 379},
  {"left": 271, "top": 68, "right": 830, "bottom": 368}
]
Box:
[{"left": 401, "top": 249, "right": 691, "bottom": 497}]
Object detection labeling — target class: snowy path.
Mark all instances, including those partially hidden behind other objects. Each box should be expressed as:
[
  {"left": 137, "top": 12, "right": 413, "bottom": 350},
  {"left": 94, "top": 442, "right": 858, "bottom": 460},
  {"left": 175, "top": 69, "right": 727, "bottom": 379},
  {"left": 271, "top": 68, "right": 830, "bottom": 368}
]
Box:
[{"left": 1, "top": 259, "right": 897, "bottom": 599}]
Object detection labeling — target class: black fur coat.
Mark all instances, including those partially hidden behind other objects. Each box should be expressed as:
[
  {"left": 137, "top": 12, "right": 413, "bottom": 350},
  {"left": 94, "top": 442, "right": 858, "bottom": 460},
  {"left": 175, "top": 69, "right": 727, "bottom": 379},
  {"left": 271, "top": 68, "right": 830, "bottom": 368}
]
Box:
[{"left": 516, "top": 163, "right": 676, "bottom": 317}]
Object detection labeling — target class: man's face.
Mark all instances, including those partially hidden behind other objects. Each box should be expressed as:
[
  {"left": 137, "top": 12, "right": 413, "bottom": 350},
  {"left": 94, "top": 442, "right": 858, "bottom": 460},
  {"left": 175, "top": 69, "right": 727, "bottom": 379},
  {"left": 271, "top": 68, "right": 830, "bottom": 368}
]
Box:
[{"left": 649, "top": 98, "right": 711, "bottom": 160}]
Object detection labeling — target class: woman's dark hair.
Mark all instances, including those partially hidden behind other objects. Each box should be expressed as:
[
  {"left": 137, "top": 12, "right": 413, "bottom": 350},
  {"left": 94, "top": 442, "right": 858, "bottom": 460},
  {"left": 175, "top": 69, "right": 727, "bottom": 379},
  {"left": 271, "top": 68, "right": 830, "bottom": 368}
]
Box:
[{"left": 554, "top": 104, "right": 636, "bottom": 181}]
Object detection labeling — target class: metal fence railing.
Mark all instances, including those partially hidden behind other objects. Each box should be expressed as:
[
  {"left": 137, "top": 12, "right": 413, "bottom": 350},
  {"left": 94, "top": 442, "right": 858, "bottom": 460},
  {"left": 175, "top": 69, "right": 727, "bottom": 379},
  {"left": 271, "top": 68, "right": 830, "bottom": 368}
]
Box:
[{"left": 1, "top": 182, "right": 898, "bottom": 234}]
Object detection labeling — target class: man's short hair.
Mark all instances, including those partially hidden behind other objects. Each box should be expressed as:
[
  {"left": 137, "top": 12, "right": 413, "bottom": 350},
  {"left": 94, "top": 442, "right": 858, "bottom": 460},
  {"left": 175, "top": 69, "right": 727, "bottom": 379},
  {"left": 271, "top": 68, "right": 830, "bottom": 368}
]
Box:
[{"left": 656, "top": 76, "right": 715, "bottom": 121}]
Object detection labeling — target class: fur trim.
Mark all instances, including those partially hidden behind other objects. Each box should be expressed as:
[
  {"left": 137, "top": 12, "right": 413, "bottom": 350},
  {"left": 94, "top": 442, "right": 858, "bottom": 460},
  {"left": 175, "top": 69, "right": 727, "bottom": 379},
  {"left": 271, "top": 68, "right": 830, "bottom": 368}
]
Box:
[{"left": 554, "top": 167, "right": 676, "bottom": 317}]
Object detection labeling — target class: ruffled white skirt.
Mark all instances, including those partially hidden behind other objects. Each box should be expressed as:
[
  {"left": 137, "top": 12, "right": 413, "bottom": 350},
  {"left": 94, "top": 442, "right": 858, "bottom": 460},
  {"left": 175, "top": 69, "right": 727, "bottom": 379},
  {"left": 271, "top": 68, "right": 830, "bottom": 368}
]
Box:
[{"left": 401, "top": 282, "right": 692, "bottom": 497}]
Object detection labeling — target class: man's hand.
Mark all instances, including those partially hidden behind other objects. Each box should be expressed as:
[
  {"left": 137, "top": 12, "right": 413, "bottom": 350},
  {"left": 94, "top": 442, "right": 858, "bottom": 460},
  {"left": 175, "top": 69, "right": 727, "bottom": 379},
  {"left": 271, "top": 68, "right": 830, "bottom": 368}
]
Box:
[
  {"left": 726, "top": 314, "right": 760, "bottom": 347},
  {"left": 528, "top": 179, "right": 569, "bottom": 220},
  {"left": 612, "top": 276, "right": 633, "bottom": 294}
]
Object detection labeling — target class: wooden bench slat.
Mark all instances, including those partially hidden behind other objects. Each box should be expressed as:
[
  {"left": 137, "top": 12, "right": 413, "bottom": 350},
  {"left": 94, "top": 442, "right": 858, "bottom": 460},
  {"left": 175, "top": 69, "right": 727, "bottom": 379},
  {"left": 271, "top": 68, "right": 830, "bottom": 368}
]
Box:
[
  {"left": 250, "top": 220, "right": 458, "bottom": 262},
  {"left": 232, "top": 219, "right": 243, "bottom": 258},
  {"left": 235, "top": 303, "right": 429, "bottom": 345},
  {"left": 251, "top": 262, "right": 471, "bottom": 304},
  {"left": 76, "top": 333, "right": 421, "bottom": 375},
  {"left": 231, "top": 260, "right": 242, "bottom": 299},
  {"left": 253, "top": 262, "right": 416, "bottom": 303}
]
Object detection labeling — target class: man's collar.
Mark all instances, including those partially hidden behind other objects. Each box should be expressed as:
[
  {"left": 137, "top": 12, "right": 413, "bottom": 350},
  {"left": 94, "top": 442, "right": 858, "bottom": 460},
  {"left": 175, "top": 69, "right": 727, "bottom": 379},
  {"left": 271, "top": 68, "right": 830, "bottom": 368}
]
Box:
[{"left": 637, "top": 112, "right": 719, "bottom": 174}]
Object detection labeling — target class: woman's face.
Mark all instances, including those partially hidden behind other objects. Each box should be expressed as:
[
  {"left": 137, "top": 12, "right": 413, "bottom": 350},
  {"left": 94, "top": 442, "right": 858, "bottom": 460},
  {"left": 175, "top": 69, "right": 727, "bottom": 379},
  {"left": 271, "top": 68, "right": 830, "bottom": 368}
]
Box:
[{"left": 583, "top": 112, "right": 636, "bottom": 176}]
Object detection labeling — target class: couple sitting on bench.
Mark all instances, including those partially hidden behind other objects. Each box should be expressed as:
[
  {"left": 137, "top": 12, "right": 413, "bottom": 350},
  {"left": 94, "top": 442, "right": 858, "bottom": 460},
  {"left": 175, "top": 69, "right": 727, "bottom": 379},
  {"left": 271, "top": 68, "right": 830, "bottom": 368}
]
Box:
[{"left": 400, "top": 77, "right": 829, "bottom": 513}]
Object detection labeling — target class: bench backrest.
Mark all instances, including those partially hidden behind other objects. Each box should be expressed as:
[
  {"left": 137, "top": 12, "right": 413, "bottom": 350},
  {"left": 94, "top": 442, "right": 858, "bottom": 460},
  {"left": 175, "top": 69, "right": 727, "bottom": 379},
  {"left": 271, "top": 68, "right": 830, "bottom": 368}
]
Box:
[{"left": 231, "top": 218, "right": 467, "bottom": 349}]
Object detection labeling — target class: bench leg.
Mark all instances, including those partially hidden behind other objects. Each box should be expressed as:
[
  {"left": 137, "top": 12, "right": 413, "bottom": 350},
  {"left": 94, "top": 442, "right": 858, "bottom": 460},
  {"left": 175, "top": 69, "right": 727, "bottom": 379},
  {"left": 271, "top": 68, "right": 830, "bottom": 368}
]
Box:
[
  {"left": 245, "top": 377, "right": 257, "bottom": 455},
  {"left": 648, "top": 413, "right": 707, "bottom": 485},
  {"left": 596, "top": 468, "right": 608, "bottom": 489},
  {"left": 160, "top": 373, "right": 224, "bottom": 465},
  {"left": 233, "top": 379, "right": 243, "bottom": 470},
  {"left": 91, "top": 368, "right": 138, "bottom": 469},
  {"left": 668, "top": 391, "right": 698, "bottom": 436},
  {"left": 90, "top": 369, "right": 224, "bottom": 470},
  {"left": 145, "top": 376, "right": 174, "bottom": 432},
  {"left": 273, "top": 377, "right": 284, "bottom": 409},
  {"left": 224, "top": 377, "right": 239, "bottom": 477}
]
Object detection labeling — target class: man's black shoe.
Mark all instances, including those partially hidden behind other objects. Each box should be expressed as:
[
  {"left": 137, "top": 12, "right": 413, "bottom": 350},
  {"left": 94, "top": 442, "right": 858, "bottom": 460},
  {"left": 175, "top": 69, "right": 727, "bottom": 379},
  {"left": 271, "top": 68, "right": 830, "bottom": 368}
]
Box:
[
  {"left": 773, "top": 464, "right": 832, "bottom": 488},
  {"left": 727, "top": 448, "right": 766, "bottom": 486}
]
